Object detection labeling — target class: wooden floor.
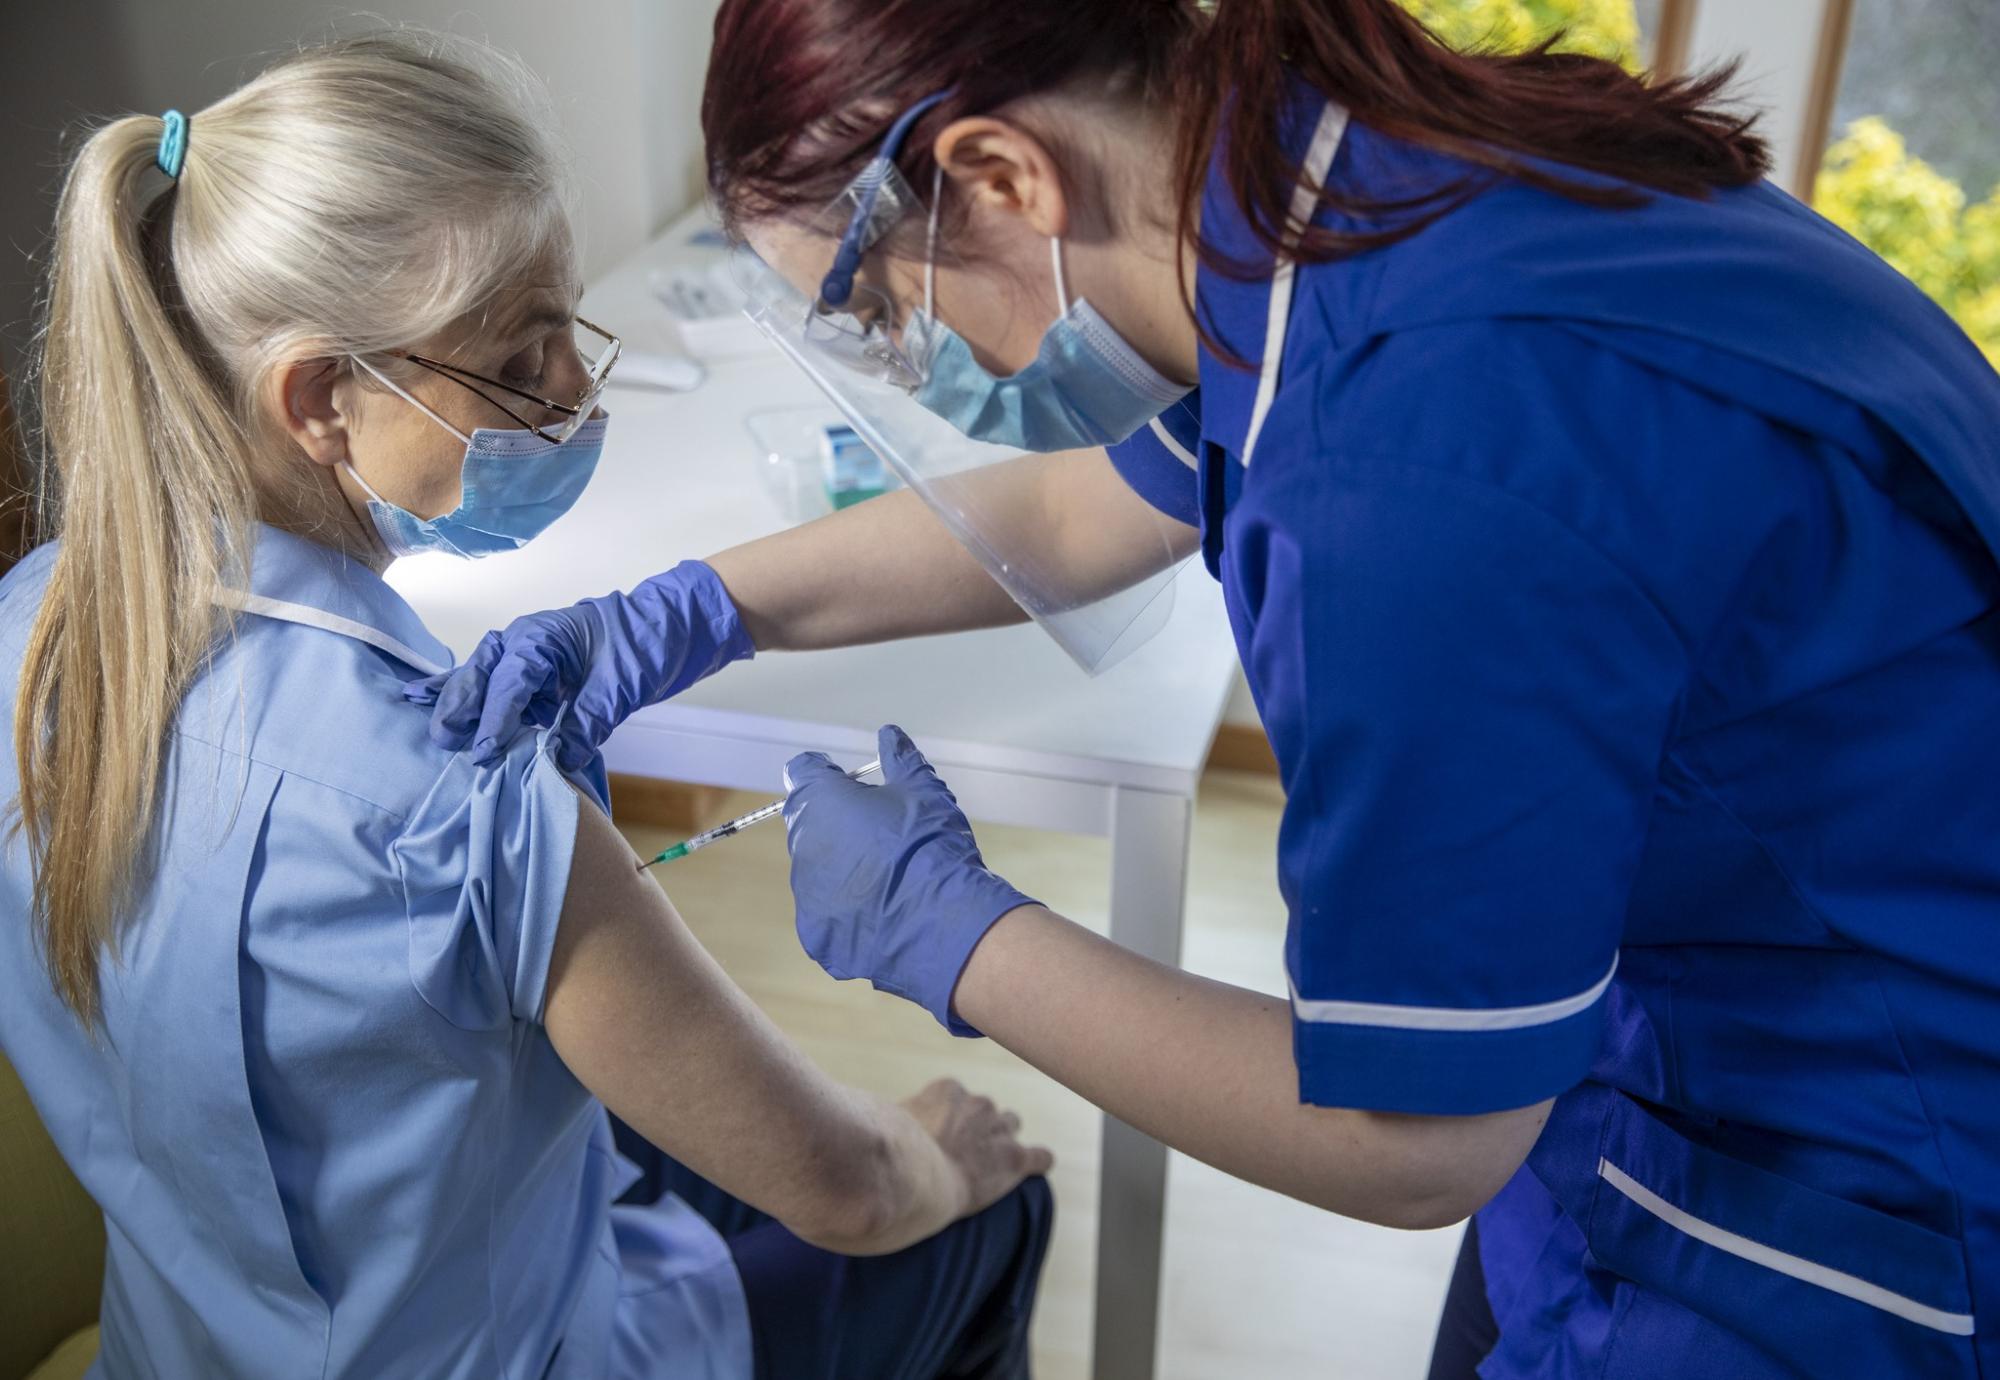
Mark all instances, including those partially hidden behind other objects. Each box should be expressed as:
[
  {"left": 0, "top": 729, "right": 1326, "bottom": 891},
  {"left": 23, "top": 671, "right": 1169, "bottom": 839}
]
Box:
[{"left": 616, "top": 769, "right": 1462, "bottom": 1380}]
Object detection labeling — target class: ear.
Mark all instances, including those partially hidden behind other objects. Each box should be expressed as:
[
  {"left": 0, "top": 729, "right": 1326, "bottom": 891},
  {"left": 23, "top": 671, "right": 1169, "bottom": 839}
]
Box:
[
  {"left": 272, "top": 356, "right": 353, "bottom": 469},
  {"left": 931, "top": 117, "right": 1070, "bottom": 239}
]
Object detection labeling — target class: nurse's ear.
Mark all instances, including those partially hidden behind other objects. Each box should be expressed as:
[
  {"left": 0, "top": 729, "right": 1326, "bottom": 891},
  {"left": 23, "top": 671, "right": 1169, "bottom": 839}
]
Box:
[
  {"left": 272, "top": 356, "right": 354, "bottom": 469},
  {"left": 931, "top": 118, "right": 1070, "bottom": 240}
]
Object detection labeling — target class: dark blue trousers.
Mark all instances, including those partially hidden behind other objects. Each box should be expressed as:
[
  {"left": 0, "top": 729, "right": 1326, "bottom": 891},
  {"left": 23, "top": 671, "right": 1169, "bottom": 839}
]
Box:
[
  {"left": 611, "top": 1118, "right": 1055, "bottom": 1380},
  {"left": 1427, "top": 1218, "right": 1498, "bottom": 1380}
]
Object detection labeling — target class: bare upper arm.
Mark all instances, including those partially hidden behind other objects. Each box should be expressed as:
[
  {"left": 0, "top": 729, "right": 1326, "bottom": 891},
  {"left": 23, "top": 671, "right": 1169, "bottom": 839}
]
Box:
[
  {"left": 543, "top": 792, "right": 888, "bottom": 1238},
  {"left": 1047, "top": 449, "right": 1200, "bottom": 595}
]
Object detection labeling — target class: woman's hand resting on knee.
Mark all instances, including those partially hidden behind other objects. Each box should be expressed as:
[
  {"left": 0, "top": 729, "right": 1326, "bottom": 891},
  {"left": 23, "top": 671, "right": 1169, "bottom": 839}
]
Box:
[{"left": 902, "top": 1077, "right": 1054, "bottom": 1222}]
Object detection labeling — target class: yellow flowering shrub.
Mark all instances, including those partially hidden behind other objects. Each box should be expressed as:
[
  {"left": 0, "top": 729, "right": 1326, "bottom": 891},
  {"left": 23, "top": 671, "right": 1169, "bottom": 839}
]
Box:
[
  {"left": 1816, "top": 118, "right": 2000, "bottom": 366},
  {"left": 1398, "top": 0, "right": 1644, "bottom": 70}
]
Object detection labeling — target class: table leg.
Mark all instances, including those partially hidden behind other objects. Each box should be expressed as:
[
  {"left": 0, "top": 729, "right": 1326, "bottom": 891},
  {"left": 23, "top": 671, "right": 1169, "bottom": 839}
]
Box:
[{"left": 1091, "top": 785, "right": 1195, "bottom": 1380}]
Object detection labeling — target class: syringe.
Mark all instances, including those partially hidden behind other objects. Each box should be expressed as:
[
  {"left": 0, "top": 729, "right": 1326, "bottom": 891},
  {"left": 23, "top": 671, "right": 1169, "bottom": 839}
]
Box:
[{"left": 636, "top": 758, "right": 883, "bottom": 871}]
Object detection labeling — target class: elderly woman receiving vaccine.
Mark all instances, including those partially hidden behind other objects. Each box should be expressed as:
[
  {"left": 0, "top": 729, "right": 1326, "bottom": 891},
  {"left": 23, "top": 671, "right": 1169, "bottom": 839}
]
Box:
[{"left": 0, "top": 32, "right": 1052, "bottom": 1380}]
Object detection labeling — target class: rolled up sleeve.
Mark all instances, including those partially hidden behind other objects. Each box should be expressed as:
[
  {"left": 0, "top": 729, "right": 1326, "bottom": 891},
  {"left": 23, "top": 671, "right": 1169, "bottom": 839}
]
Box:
[
  {"left": 396, "top": 725, "right": 583, "bottom": 1030},
  {"left": 1232, "top": 459, "right": 1686, "bottom": 1114}
]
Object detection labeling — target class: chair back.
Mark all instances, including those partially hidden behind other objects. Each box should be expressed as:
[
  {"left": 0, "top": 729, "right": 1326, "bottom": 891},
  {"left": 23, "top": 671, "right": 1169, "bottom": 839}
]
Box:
[{"left": 0, "top": 1044, "right": 104, "bottom": 1380}]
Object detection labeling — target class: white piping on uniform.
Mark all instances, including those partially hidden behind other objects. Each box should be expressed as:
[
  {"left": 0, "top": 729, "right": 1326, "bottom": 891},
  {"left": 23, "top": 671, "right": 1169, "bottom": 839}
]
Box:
[
  {"left": 1148, "top": 417, "right": 1200, "bottom": 470},
  {"left": 1596, "top": 1158, "right": 1977, "bottom": 1337},
  {"left": 925, "top": 165, "right": 943, "bottom": 318},
  {"left": 1241, "top": 103, "right": 1349, "bottom": 468},
  {"left": 1289, "top": 955, "right": 1617, "bottom": 1031},
  {"left": 216, "top": 588, "right": 450, "bottom": 678}
]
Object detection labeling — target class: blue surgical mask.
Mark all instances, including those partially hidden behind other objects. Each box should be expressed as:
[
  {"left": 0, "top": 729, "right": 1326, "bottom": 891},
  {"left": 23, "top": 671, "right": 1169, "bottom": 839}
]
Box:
[
  {"left": 347, "top": 356, "right": 607, "bottom": 559},
  {"left": 905, "top": 203, "right": 1190, "bottom": 452}
]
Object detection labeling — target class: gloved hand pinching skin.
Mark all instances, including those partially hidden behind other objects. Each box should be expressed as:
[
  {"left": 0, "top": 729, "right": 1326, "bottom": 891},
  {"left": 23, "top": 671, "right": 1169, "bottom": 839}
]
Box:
[
  {"left": 783, "top": 725, "right": 1037, "bottom": 1036},
  {"left": 405, "top": 560, "right": 754, "bottom": 773}
]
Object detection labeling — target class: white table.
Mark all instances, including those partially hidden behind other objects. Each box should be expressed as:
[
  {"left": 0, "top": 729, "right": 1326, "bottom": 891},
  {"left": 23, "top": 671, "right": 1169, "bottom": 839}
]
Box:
[{"left": 388, "top": 212, "right": 1242, "bottom": 1380}]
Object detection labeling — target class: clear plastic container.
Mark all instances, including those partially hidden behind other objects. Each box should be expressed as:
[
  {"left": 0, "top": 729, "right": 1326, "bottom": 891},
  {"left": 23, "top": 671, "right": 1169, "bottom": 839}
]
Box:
[{"left": 745, "top": 407, "right": 901, "bottom": 525}]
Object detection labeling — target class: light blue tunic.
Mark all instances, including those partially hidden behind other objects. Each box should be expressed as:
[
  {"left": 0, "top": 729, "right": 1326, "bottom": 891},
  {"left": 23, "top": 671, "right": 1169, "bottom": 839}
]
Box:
[{"left": 0, "top": 527, "right": 752, "bottom": 1379}]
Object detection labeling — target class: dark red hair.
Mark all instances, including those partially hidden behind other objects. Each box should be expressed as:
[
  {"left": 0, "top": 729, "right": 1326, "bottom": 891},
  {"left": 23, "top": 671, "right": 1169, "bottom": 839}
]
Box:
[
  {"left": 703, "top": 0, "right": 1197, "bottom": 228},
  {"left": 703, "top": 0, "right": 1770, "bottom": 316}
]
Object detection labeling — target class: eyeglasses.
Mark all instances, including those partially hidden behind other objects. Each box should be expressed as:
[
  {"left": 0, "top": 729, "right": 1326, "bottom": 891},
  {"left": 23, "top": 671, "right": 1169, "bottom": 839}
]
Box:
[
  {"left": 397, "top": 316, "right": 621, "bottom": 444},
  {"left": 802, "top": 289, "right": 928, "bottom": 391}
]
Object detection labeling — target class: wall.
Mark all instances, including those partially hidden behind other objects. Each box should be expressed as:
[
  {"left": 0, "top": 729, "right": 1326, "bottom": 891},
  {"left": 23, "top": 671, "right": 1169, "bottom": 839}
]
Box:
[
  {"left": 1683, "top": 0, "right": 1833, "bottom": 194},
  {"left": 0, "top": 0, "right": 720, "bottom": 416}
]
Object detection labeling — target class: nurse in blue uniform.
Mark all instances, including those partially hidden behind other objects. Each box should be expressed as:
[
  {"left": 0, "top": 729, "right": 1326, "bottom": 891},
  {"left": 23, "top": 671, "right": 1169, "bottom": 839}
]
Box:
[{"left": 431, "top": 0, "right": 2000, "bottom": 1372}]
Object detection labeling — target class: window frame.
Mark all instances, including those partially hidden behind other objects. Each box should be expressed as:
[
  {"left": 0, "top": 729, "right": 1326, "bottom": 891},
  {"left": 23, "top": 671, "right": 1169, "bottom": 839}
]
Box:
[
  {"left": 1795, "top": 0, "right": 1858, "bottom": 196},
  {"left": 1651, "top": 0, "right": 1700, "bottom": 80}
]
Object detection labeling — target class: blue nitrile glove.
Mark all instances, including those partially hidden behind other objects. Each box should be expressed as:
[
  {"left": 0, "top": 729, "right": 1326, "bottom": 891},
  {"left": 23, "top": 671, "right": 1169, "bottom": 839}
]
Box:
[
  {"left": 405, "top": 560, "right": 754, "bottom": 773},
  {"left": 783, "top": 725, "right": 1037, "bottom": 1037}
]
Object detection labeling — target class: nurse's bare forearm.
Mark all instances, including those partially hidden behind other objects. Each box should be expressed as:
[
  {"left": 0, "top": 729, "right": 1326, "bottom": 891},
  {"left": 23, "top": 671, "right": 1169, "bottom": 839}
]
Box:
[
  {"left": 705, "top": 488, "right": 1025, "bottom": 651},
  {"left": 702, "top": 450, "right": 1194, "bottom": 652},
  {"left": 953, "top": 905, "right": 1552, "bottom": 1230}
]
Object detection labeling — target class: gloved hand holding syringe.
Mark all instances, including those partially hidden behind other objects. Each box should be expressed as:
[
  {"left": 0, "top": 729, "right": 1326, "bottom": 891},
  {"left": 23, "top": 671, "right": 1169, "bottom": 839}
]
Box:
[{"left": 638, "top": 757, "right": 882, "bottom": 870}]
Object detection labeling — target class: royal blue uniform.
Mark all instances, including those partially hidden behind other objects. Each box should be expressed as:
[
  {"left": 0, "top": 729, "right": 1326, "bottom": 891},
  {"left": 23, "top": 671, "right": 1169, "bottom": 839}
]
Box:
[{"left": 1109, "top": 91, "right": 2000, "bottom": 1376}]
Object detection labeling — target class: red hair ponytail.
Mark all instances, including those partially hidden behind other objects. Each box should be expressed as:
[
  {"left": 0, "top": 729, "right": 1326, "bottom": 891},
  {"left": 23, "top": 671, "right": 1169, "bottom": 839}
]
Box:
[{"left": 1180, "top": 0, "right": 1769, "bottom": 282}]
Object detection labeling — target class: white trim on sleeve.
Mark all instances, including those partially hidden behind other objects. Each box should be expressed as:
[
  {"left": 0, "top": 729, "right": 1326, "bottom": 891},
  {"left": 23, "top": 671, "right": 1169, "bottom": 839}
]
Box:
[
  {"left": 1289, "top": 955, "right": 1617, "bottom": 1031},
  {"left": 1147, "top": 417, "right": 1200, "bottom": 470},
  {"left": 1241, "top": 102, "right": 1349, "bottom": 469},
  {"left": 217, "top": 588, "right": 451, "bottom": 678},
  {"left": 1597, "top": 1158, "right": 1977, "bottom": 1337}
]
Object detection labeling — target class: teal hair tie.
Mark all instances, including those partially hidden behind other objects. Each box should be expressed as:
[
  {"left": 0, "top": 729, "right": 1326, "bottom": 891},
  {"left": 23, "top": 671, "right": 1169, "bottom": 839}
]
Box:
[{"left": 156, "top": 110, "right": 188, "bottom": 179}]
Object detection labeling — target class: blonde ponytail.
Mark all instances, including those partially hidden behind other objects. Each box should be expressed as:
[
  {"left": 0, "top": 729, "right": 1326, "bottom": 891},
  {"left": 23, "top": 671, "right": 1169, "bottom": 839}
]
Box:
[
  {"left": 18, "top": 116, "right": 251, "bottom": 1025},
  {"left": 14, "top": 32, "right": 574, "bottom": 1025}
]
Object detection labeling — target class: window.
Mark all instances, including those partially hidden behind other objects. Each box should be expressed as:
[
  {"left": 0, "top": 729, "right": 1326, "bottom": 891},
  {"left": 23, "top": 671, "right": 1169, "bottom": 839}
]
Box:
[
  {"left": 1630, "top": 0, "right": 1668, "bottom": 57},
  {"left": 1811, "top": 0, "right": 2000, "bottom": 364}
]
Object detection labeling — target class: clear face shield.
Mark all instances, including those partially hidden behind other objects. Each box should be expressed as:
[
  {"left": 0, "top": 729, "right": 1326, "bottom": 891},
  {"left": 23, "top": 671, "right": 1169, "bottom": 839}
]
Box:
[{"left": 731, "top": 117, "right": 1194, "bottom": 675}]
